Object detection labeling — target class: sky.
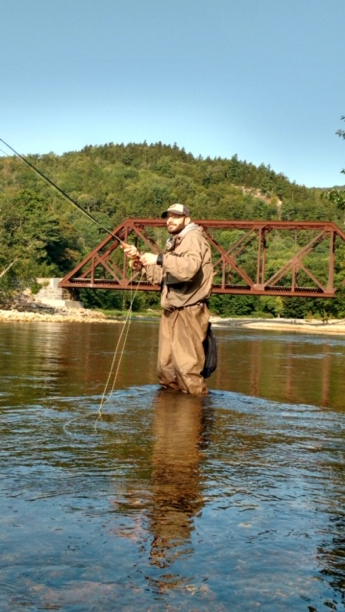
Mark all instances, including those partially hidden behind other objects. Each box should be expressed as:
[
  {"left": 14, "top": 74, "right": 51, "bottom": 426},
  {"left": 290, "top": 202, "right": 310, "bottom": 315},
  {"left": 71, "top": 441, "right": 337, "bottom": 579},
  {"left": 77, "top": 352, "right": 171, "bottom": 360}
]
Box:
[{"left": 1, "top": 0, "right": 345, "bottom": 188}]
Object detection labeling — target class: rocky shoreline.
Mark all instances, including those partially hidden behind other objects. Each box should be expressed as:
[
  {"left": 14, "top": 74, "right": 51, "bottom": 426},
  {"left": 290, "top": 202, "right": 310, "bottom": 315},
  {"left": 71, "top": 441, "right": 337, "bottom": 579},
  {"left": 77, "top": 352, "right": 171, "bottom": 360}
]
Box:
[{"left": 0, "top": 304, "right": 118, "bottom": 324}]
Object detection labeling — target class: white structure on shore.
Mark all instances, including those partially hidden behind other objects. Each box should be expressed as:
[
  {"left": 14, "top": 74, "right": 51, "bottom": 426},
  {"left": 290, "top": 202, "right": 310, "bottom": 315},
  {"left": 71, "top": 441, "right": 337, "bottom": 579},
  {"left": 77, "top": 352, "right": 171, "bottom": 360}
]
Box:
[{"left": 35, "top": 278, "right": 83, "bottom": 309}]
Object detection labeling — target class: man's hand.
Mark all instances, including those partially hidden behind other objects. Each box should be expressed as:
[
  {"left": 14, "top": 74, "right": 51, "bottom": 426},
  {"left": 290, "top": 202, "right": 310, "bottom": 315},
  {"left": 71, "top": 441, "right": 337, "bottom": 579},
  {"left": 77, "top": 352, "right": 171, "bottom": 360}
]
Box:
[
  {"left": 122, "top": 244, "right": 159, "bottom": 267},
  {"left": 122, "top": 243, "right": 139, "bottom": 260},
  {"left": 140, "top": 253, "right": 158, "bottom": 266}
]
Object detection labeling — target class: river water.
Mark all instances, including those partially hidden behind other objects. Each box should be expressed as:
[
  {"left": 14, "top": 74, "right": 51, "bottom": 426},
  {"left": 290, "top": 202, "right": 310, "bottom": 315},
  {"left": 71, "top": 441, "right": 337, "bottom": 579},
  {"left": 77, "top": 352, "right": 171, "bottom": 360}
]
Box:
[{"left": 1, "top": 319, "right": 345, "bottom": 612}]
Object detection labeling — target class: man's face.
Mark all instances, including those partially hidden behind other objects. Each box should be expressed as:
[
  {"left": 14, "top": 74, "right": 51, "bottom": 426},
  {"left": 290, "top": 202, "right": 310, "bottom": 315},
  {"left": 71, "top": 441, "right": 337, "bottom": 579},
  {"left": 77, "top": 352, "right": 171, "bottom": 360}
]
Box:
[{"left": 166, "top": 213, "right": 188, "bottom": 235}]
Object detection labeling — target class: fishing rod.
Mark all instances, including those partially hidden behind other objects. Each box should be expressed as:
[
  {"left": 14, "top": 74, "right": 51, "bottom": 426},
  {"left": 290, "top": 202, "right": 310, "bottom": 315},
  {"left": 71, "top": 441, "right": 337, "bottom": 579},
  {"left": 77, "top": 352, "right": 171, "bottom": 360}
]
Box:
[
  {"left": 0, "top": 138, "right": 145, "bottom": 276},
  {"left": 1, "top": 139, "right": 144, "bottom": 430},
  {"left": 0, "top": 138, "right": 142, "bottom": 431},
  {"left": 0, "top": 257, "right": 18, "bottom": 279},
  {"left": 0, "top": 138, "right": 128, "bottom": 246}
]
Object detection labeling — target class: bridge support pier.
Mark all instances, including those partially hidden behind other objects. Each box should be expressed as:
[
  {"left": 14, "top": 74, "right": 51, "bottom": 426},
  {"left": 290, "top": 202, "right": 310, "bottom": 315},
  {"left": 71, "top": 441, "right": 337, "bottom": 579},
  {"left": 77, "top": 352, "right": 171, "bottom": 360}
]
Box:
[{"left": 35, "top": 278, "right": 83, "bottom": 309}]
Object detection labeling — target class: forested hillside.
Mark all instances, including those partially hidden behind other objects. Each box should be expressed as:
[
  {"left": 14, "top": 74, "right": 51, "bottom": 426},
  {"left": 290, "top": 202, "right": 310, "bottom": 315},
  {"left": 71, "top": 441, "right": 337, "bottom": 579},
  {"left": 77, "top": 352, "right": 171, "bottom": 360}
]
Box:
[{"left": 1, "top": 141, "right": 344, "bottom": 318}]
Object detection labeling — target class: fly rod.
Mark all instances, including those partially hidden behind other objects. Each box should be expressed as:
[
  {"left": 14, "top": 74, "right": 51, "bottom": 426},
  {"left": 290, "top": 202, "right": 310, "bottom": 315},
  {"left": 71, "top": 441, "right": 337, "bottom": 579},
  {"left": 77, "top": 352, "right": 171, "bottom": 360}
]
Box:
[
  {"left": 0, "top": 139, "right": 144, "bottom": 431},
  {"left": 0, "top": 138, "right": 128, "bottom": 245}
]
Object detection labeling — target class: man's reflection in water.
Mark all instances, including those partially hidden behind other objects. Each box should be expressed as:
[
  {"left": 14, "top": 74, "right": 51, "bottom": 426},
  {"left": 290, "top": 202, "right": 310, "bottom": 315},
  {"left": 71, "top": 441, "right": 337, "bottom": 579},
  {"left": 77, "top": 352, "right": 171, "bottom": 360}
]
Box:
[
  {"left": 112, "top": 388, "right": 213, "bottom": 593},
  {"left": 145, "top": 389, "right": 213, "bottom": 591}
]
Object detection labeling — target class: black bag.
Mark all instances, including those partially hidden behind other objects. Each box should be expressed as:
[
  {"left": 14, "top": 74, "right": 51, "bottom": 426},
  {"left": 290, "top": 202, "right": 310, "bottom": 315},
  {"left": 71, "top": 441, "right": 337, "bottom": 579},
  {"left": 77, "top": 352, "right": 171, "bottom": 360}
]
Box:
[{"left": 202, "top": 323, "right": 217, "bottom": 378}]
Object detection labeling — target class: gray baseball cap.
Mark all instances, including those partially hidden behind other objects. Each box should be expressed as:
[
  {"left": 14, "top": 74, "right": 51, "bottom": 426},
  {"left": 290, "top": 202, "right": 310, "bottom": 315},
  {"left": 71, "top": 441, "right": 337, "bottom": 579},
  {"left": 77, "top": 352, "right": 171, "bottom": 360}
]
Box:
[{"left": 161, "top": 203, "right": 190, "bottom": 218}]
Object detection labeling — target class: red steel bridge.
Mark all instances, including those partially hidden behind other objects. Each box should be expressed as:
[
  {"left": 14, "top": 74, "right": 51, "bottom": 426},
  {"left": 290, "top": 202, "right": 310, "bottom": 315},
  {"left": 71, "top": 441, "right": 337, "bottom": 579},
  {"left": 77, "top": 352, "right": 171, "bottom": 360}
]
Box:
[{"left": 59, "top": 219, "right": 345, "bottom": 298}]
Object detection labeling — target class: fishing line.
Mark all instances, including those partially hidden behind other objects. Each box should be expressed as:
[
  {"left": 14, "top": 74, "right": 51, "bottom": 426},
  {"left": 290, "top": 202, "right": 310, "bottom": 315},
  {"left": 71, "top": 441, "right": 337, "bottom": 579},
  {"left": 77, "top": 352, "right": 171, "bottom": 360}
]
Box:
[
  {"left": 0, "top": 138, "right": 127, "bottom": 244},
  {"left": 63, "top": 273, "right": 143, "bottom": 438},
  {"left": 0, "top": 257, "right": 18, "bottom": 279},
  {"left": 1, "top": 138, "right": 145, "bottom": 435},
  {"left": 94, "top": 270, "right": 143, "bottom": 430},
  {"left": 0, "top": 150, "right": 18, "bottom": 278}
]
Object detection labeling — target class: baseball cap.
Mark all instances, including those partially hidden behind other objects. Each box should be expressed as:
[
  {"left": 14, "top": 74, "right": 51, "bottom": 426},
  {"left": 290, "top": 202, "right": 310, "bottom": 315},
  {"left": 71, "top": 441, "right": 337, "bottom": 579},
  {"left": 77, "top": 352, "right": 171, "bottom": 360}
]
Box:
[{"left": 161, "top": 203, "right": 190, "bottom": 218}]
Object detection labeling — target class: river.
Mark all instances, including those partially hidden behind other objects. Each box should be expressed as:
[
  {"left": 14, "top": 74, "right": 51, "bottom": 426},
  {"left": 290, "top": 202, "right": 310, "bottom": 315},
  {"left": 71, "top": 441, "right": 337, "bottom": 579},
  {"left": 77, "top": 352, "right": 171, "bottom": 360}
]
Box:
[{"left": 1, "top": 319, "right": 345, "bottom": 611}]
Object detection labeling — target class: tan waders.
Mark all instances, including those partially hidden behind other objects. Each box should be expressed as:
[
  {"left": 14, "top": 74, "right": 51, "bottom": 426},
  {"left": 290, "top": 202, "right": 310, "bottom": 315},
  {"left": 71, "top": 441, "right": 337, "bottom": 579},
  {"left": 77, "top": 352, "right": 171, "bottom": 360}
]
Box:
[{"left": 157, "top": 303, "right": 210, "bottom": 395}]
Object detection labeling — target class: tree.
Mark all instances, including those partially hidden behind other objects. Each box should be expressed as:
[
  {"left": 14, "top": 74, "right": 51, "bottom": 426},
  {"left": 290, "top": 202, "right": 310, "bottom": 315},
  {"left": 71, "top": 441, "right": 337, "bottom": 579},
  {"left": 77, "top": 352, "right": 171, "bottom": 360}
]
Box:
[
  {"left": 336, "top": 115, "right": 345, "bottom": 150},
  {"left": 326, "top": 117, "right": 345, "bottom": 216}
]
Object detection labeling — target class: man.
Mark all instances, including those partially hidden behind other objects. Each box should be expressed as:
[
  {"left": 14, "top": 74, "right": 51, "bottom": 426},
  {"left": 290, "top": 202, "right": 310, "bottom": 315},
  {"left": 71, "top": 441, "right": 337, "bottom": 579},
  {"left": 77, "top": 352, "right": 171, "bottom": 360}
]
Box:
[{"left": 124, "top": 203, "right": 213, "bottom": 395}]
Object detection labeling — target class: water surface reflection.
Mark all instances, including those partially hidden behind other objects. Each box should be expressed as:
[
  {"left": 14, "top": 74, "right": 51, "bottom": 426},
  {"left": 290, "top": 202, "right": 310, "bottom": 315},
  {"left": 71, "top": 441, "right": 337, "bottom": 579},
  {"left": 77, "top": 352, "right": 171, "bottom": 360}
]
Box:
[
  {"left": 1, "top": 320, "right": 345, "bottom": 611},
  {"left": 213, "top": 323, "right": 345, "bottom": 409},
  {"left": 110, "top": 391, "right": 212, "bottom": 595}
]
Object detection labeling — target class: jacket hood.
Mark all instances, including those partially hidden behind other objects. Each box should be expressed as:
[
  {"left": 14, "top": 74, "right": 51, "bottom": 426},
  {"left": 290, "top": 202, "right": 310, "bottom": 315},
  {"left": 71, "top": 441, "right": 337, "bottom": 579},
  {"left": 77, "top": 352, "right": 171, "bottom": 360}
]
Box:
[{"left": 166, "top": 222, "right": 200, "bottom": 251}]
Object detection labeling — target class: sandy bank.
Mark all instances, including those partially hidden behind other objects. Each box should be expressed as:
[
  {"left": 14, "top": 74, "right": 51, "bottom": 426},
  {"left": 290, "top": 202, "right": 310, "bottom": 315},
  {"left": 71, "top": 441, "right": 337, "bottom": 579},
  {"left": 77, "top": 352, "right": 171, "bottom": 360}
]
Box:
[
  {"left": 1, "top": 308, "right": 345, "bottom": 335},
  {"left": 210, "top": 316, "right": 345, "bottom": 335},
  {"left": 243, "top": 320, "right": 345, "bottom": 334}
]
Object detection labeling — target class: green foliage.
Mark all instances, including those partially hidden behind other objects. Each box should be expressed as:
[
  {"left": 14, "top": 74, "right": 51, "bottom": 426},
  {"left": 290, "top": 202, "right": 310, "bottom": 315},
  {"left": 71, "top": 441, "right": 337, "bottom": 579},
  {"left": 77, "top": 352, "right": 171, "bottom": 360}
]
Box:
[
  {"left": 336, "top": 115, "right": 345, "bottom": 146},
  {"left": 279, "top": 294, "right": 345, "bottom": 321},
  {"left": 79, "top": 287, "right": 161, "bottom": 312},
  {"left": 1, "top": 141, "right": 344, "bottom": 317},
  {"left": 258, "top": 296, "right": 284, "bottom": 317},
  {"left": 210, "top": 294, "right": 259, "bottom": 317},
  {"left": 327, "top": 189, "right": 345, "bottom": 211},
  {"left": 280, "top": 297, "right": 310, "bottom": 319},
  {"left": 323, "top": 117, "right": 345, "bottom": 217}
]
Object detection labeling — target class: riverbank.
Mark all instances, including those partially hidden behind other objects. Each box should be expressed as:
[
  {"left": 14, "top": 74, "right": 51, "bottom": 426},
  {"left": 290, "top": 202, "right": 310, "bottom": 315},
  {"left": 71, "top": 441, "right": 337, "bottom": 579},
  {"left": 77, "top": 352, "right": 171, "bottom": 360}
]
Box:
[
  {"left": 1, "top": 305, "right": 345, "bottom": 334},
  {"left": 0, "top": 306, "right": 116, "bottom": 323},
  {"left": 211, "top": 316, "right": 345, "bottom": 335}
]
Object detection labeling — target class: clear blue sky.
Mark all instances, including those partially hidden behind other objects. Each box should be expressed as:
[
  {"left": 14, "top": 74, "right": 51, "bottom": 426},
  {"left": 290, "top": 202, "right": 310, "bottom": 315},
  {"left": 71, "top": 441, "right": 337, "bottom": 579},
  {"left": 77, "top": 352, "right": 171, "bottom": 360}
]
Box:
[{"left": 1, "top": 0, "right": 344, "bottom": 188}]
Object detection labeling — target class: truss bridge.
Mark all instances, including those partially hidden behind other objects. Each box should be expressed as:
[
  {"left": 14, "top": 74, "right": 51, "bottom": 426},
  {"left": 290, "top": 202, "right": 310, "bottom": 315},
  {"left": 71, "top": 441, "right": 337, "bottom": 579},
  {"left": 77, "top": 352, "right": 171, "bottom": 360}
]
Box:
[{"left": 59, "top": 219, "right": 345, "bottom": 298}]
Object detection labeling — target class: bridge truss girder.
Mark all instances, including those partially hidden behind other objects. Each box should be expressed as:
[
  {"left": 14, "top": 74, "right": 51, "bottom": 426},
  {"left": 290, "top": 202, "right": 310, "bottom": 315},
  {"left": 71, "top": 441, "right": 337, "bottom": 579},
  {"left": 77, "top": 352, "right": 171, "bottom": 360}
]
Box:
[{"left": 59, "top": 219, "right": 345, "bottom": 298}]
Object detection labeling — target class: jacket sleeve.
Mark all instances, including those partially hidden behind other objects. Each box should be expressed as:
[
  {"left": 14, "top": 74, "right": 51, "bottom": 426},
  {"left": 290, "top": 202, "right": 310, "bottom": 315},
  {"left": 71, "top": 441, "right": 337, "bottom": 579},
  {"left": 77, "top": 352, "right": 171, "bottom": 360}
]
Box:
[
  {"left": 141, "top": 263, "right": 163, "bottom": 285},
  {"left": 163, "top": 233, "right": 204, "bottom": 282}
]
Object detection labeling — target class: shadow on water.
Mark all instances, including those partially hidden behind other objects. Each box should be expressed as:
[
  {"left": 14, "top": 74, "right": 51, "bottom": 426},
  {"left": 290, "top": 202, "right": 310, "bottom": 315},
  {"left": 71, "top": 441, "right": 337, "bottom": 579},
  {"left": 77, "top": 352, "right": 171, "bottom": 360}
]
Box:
[{"left": 1, "top": 321, "right": 345, "bottom": 610}]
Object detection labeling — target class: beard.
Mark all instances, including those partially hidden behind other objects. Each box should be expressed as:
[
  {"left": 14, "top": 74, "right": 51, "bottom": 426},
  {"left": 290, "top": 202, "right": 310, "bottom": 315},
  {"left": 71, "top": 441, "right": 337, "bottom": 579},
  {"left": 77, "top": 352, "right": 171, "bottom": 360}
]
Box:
[
  {"left": 167, "top": 219, "right": 185, "bottom": 235},
  {"left": 168, "top": 227, "right": 182, "bottom": 235}
]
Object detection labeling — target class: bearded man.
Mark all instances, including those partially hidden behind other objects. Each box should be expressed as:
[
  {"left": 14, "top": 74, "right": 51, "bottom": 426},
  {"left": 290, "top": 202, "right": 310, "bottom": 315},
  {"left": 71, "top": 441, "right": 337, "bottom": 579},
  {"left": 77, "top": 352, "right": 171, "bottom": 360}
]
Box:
[{"left": 124, "top": 203, "right": 214, "bottom": 395}]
